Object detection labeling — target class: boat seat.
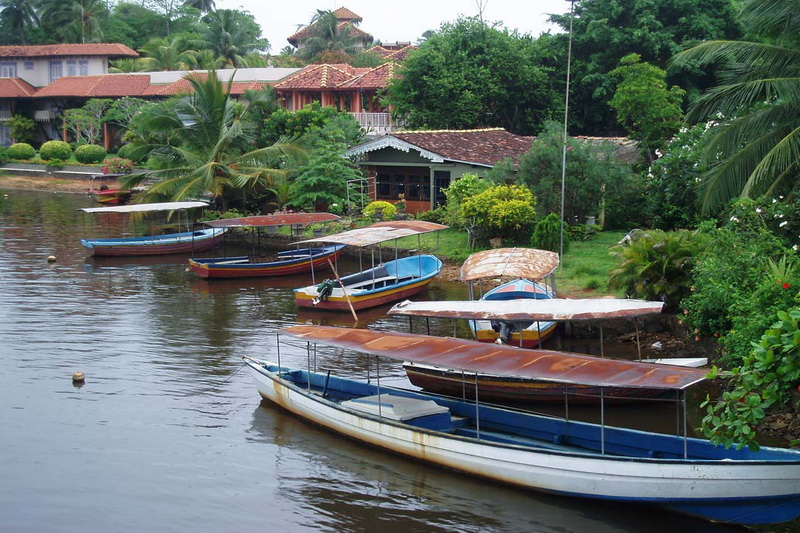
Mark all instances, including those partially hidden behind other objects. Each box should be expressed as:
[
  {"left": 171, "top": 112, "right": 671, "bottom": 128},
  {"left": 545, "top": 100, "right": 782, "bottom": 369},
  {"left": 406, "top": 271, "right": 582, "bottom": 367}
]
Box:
[
  {"left": 213, "top": 259, "right": 249, "bottom": 265},
  {"left": 347, "top": 276, "right": 397, "bottom": 289}
]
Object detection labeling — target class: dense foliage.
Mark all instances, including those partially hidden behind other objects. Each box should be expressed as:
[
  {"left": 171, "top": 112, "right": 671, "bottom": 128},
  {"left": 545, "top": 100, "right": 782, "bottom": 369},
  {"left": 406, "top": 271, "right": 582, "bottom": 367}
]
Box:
[
  {"left": 362, "top": 201, "right": 397, "bottom": 221},
  {"left": 461, "top": 184, "right": 537, "bottom": 245},
  {"left": 7, "top": 142, "right": 34, "bottom": 160},
  {"left": 289, "top": 140, "right": 363, "bottom": 212},
  {"left": 531, "top": 213, "right": 566, "bottom": 253},
  {"left": 387, "top": 17, "right": 555, "bottom": 135},
  {"left": 38, "top": 140, "right": 71, "bottom": 161},
  {"left": 672, "top": 0, "right": 800, "bottom": 216},
  {"left": 74, "top": 143, "right": 106, "bottom": 163}
]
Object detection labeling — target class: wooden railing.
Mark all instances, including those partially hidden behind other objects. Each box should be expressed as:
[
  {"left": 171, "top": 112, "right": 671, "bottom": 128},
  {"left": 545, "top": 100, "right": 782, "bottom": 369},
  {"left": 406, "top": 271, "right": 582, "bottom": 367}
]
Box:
[{"left": 350, "top": 112, "right": 405, "bottom": 135}]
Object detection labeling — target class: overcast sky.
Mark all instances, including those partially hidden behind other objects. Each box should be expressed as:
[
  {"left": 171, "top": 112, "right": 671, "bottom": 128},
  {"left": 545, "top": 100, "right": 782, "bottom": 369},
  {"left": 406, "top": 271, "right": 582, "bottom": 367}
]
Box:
[{"left": 214, "top": 0, "right": 573, "bottom": 53}]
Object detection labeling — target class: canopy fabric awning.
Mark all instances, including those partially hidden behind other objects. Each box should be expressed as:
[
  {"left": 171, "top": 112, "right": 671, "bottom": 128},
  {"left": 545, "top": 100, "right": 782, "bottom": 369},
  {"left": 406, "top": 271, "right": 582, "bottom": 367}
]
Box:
[
  {"left": 78, "top": 201, "right": 209, "bottom": 214},
  {"left": 388, "top": 298, "right": 664, "bottom": 321},
  {"left": 203, "top": 212, "right": 339, "bottom": 228},
  {"left": 294, "top": 220, "right": 448, "bottom": 248},
  {"left": 460, "top": 247, "right": 559, "bottom": 282},
  {"left": 279, "top": 326, "right": 707, "bottom": 390}
]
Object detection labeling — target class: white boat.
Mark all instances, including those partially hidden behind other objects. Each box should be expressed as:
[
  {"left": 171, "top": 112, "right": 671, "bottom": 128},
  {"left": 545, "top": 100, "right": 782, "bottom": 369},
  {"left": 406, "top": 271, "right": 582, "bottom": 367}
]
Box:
[{"left": 245, "top": 326, "right": 800, "bottom": 525}]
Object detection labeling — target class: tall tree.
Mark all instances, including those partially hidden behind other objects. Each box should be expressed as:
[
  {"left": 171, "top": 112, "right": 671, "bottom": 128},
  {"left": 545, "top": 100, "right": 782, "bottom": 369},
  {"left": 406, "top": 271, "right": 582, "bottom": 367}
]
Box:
[
  {"left": 182, "top": 0, "right": 213, "bottom": 14},
  {"left": 547, "top": 0, "right": 742, "bottom": 134},
  {"left": 195, "top": 9, "right": 269, "bottom": 68},
  {"left": 121, "top": 71, "right": 305, "bottom": 206},
  {"left": 387, "top": 17, "right": 555, "bottom": 135},
  {"left": 40, "top": 0, "right": 108, "bottom": 43},
  {"left": 0, "top": 0, "right": 39, "bottom": 44},
  {"left": 609, "top": 53, "right": 685, "bottom": 164},
  {"left": 139, "top": 36, "right": 198, "bottom": 71},
  {"left": 672, "top": 0, "right": 800, "bottom": 215}
]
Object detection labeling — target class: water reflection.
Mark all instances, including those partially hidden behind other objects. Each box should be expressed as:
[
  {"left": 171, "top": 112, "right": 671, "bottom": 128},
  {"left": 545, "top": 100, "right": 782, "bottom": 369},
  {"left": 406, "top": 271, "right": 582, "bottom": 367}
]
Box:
[{"left": 0, "top": 188, "right": 794, "bottom": 532}]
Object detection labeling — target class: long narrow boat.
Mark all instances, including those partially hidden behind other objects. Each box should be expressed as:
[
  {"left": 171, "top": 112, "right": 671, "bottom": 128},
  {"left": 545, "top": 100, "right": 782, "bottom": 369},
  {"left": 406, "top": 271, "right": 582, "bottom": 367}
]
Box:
[
  {"left": 293, "top": 220, "right": 446, "bottom": 312},
  {"left": 245, "top": 326, "right": 800, "bottom": 526},
  {"left": 388, "top": 298, "right": 707, "bottom": 403},
  {"left": 461, "top": 248, "right": 561, "bottom": 347},
  {"left": 188, "top": 213, "right": 344, "bottom": 279},
  {"left": 79, "top": 201, "right": 225, "bottom": 257}
]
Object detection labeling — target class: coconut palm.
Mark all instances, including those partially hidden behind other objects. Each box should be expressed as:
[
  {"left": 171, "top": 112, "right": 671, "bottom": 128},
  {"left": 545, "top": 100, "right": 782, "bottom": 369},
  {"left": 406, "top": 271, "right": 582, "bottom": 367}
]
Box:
[
  {"left": 298, "top": 9, "right": 370, "bottom": 61},
  {"left": 182, "top": 0, "right": 214, "bottom": 14},
  {"left": 672, "top": 0, "right": 800, "bottom": 215},
  {"left": 0, "top": 0, "right": 39, "bottom": 44},
  {"left": 139, "top": 36, "right": 198, "bottom": 71},
  {"left": 39, "top": 0, "right": 107, "bottom": 43},
  {"left": 121, "top": 71, "right": 306, "bottom": 206},
  {"left": 195, "top": 9, "right": 269, "bottom": 68}
]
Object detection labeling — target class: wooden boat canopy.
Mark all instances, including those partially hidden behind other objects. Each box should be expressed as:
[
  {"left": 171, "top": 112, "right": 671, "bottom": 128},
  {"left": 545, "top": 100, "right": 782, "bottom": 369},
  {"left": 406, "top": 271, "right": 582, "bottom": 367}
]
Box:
[
  {"left": 295, "top": 220, "right": 448, "bottom": 248},
  {"left": 203, "top": 212, "right": 339, "bottom": 228},
  {"left": 389, "top": 298, "right": 664, "bottom": 321},
  {"left": 461, "top": 247, "right": 559, "bottom": 282},
  {"left": 78, "top": 201, "right": 209, "bottom": 214},
  {"left": 279, "top": 326, "right": 708, "bottom": 390}
]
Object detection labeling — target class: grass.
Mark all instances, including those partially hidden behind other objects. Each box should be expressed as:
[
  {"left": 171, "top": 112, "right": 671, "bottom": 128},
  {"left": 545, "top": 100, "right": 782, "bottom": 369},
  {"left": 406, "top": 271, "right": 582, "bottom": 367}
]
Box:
[{"left": 556, "top": 231, "right": 627, "bottom": 297}]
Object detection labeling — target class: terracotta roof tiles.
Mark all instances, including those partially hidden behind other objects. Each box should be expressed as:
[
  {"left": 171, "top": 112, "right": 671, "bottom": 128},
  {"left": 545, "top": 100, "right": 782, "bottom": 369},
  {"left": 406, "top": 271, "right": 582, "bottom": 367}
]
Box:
[
  {"left": 0, "top": 43, "right": 137, "bottom": 59},
  {"left": 35, "top": 74, "right": 151, "bottom": 98},
  {"left": 391, "top": 128, "right": 534, "bottom": 167},
  {"left": 274, "top": 63, "right": 368, "bottom": 90},
  {"left": 339, "top": 62, "right": 396, "bottom": 89},
  {"left": 0, "top": 77, "right": 36, "bottom": 97}
]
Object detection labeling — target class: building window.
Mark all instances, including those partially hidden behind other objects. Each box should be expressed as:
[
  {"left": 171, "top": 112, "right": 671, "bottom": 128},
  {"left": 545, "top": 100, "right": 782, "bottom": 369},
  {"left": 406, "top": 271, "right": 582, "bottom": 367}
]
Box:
[
  {"left": 50, "top": 61, "right": 62, "bottom": 83},
  {"left": 66, "top": 60, "right": 77, "bottom": 77},
  {"left": 24, "top": 61, "right": 33, "bottom": 70},
  {"left": 0, "top": 62, "right": 16, "bottom": 78},
  {"left": 79, "top": 60, "right": 88, "bottom": 76}
]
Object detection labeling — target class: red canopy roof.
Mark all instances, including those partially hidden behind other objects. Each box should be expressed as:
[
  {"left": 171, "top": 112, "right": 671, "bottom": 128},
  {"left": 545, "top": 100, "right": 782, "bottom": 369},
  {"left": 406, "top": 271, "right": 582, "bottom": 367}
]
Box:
[{"left": 279, "top": 326, "right": 708, "bottom": 390}]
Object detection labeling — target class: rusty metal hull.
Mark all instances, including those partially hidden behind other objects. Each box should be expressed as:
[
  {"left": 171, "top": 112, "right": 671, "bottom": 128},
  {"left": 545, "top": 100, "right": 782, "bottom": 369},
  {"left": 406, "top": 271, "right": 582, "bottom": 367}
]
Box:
[{"left": 245, "top": 358, "right": 800, "bottom": 525}]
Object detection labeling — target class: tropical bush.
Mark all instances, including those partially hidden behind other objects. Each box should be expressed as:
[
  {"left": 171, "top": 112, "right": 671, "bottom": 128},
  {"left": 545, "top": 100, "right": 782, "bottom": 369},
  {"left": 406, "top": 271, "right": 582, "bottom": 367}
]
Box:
[
  {"left": 608, "top": 229, "right": 708, "bottom": 310},
  {"left": 682, "top": 207, "right": 798, "bottom": 365},
  {"left": 531, "top": 213, "right": 567, "bottom": 253},
  {"left": 363, "top": 201, "right": 397, "bottom": 221},
  {"left": 0, "top": 146, "right": 8, "bottom": 163},
  {"left": 7, "top": 142, "right": 35, "bottom": 160},
  {"left": 101, "top": 157, "right": 135, "bottom": 175},
  {"left": 39, "top": 140, "right": 72, "bottom": 161},
  {"left": 701, "top": 309, "right": 800, "bottom": 451},
  {"left": 74, "top": 144, "right": 107, "bottom": 164},
  {"left": 9, "top": 115, "right": 36, "bottom": 145},
  {"left": 461, "top": 184, "right": 537, "bottom": 244},
  {"left": 289, "top": 140, "right": 363, "bottom": 212},
  {"left": 442, "top": 173, "right": 491, "bottom": 228}
]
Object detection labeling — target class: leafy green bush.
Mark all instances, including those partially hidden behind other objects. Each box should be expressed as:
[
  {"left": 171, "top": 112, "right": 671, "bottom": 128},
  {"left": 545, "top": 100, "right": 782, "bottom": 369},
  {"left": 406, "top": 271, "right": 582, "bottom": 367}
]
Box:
[
  {"left": 531, "top": 213, "right": 566, "bottom": 253},
  {"left": 74, "top": 144, "right": 107, "bottom": 164},
  {"left": 45, "top": 158, "right": 64, "bottom": 171},
  {"left": 462, "top": 184, "right": 536, "bottom": 242},
  {"left": 39, "top": 140, "right": 72, "bottom": 161},
  {"left": 7, "top": 142, "right": 35, "bottom": 160},
  {"left": 608, "top": 229, "right": 708, "bottom": 310},
  {"left": 363, "top": 201, "right": 397, "bottom": 221},
  {"left": 0, "top": 146, "right": 8, "bottom": 163},
  {"left": 416, "top": 207, "right": 446, "bottom": 224},
  {"left": 9, "top": 115, "right": 36, "bottom": 145},
  {"left": 701, "top": 309, "right": 800, "bottom": 450},
  {"left": 682, "top": 212, "right": 798, "bottom": 365}
]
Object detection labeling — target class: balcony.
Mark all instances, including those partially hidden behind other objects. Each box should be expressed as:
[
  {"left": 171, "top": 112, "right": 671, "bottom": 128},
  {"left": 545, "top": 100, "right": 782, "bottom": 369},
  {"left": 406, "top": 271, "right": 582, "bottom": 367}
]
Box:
[{"left": 350, "top": 112, "right": 405, "bottom": 135}]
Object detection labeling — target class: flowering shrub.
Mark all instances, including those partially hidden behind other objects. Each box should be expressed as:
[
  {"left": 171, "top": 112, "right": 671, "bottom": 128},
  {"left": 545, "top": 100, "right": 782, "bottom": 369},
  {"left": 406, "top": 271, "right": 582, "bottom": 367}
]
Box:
[
  {"left": 101, "top": 157, "right": 134, "bottom": 175},
  {"left": 363, "top": 201, "right": 397, "bottom": 221}
]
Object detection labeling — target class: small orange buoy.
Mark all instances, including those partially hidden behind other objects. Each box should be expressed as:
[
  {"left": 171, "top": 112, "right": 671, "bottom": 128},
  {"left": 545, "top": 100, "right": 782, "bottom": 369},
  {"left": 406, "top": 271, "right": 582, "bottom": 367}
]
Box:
[
  {"left": 72, "top": 372, "right": 85, "bottom": 383},
  {"left": 47, "top": 255, "right": 57, "bottom": 262}
]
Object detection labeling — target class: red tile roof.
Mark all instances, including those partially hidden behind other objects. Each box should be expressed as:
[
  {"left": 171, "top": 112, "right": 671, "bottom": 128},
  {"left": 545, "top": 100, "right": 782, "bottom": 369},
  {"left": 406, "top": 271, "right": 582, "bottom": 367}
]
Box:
[
  {"left": 0, "top": 43, "right": 137, "bottom": 59},
  {"left": 391, "top": 128, "right": 534, "bottom": 166},
  {"left": 35, "top": 74, "right": 151, "bottom": 97},
  {"left": 274, "top": 63, "right": 368, "bottom": 90},
  {"left": 339, "top": 62, "right": 397, "bottom": 89},
  {"left": 0, "top": 77, "right": 36, "bottom": 97},
  {"left": 368, "top": 44, "right": 416, "bottom": 60},
  {"left": 331, "top": 7, "right": 362, "bottom": 22},
  {"left": 287, "top": 7, "right": 371, "bottom": 47}
]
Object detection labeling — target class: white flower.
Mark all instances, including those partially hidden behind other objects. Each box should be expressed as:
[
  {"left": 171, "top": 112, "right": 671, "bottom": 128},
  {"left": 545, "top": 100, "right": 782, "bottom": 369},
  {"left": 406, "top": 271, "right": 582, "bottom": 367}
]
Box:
[
  {"left": 773, "top": 199, "right": 778, "bottom": 204},
  {"left": 794, "top": 244, "right": 799, "bottom": 251},
  {"left": 730, "top": 216, "right": 739, "bottom": 222},
  {"left": 780, "top": 221, "right": 789, "bottom": 228},
  {"left": 756, "top": 208, "right": 762, "bottom": 213}
]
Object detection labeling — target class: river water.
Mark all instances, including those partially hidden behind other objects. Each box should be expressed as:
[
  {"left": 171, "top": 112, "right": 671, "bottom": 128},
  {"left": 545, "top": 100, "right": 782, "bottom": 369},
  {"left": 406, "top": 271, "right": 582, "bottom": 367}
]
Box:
[{"left": 0, "top": 188, "right": 791, "bottom": 533}]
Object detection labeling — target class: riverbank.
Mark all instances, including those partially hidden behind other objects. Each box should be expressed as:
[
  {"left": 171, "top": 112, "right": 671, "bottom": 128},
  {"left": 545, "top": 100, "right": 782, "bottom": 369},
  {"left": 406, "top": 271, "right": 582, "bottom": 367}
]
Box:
[{"left": 0, "top": 174, "right": 112, "bottom": 193}]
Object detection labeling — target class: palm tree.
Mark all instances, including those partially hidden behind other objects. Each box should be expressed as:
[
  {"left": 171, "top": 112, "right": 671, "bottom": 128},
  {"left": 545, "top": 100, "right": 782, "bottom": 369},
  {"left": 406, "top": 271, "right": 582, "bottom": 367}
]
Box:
[
  {"left": 39, "top": 0, "right": 106, "bottom": 43},
  {"left": 139, "top": 36, "right": 198, "bottom": 71},
  {"left": 182, "top": 0, "right": 214, "bottom": 13},
  {"left": 0, "top": 0, "right": 39, "bottom": 44},
  {"left": 672, "top": 0, "right": 800, "bottom": 214},
  {"left": 195, "top": 9, "right": 269, "bottom": 68},
  {"left": 298, "top": 9, "right": 370, "bottom": 61},
  {"left": 121, "top": 71, "right": 306, "bottom": 206}
]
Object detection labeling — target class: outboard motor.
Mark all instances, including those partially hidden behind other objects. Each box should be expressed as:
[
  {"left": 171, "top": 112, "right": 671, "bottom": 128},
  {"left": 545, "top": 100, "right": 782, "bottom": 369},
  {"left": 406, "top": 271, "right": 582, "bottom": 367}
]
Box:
[
  {"left": 495, "top": 321, "right": 515, "bottom": 345},
  {"left": 313, "top": 279, "right": 336, "bottom": 305}
]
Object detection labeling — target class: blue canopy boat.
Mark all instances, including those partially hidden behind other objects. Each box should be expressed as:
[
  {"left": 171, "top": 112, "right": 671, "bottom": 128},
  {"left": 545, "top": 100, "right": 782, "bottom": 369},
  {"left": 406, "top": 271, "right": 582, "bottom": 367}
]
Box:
[{"left": 245, "top": 326, "right": 800, "bottom": 525}]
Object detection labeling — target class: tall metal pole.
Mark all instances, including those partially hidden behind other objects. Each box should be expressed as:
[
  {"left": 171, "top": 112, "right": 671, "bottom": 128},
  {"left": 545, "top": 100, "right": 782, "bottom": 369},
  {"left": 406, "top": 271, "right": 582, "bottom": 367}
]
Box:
[{"left": 560, "top": 0, "right": 578, "bottom": 266}]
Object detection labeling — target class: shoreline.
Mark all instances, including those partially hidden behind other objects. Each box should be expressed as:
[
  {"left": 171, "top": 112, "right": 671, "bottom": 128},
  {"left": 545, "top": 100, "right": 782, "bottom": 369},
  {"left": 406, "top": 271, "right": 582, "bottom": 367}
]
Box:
[{"left": 0, "top": 174, "right": 113, "bottom": 194}]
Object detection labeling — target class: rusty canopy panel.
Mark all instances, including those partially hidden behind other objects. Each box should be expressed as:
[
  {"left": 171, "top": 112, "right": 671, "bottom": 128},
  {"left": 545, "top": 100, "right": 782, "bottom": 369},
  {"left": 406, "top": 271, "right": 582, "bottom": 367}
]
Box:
[
  {"left": 295, "top": 220, "right": 448, "bottom": 248},
  {"left": 279, "top": 326, "right": 707, "bottom": 390},
  {"left": 388, "top": 298, "right": 664, "bottom": 321},
  {"left": 461, "top": 248, "right": 560, "bottom": 282},
  {"left": 203, "top": 212, "right": 339, "bottom": 228}
]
